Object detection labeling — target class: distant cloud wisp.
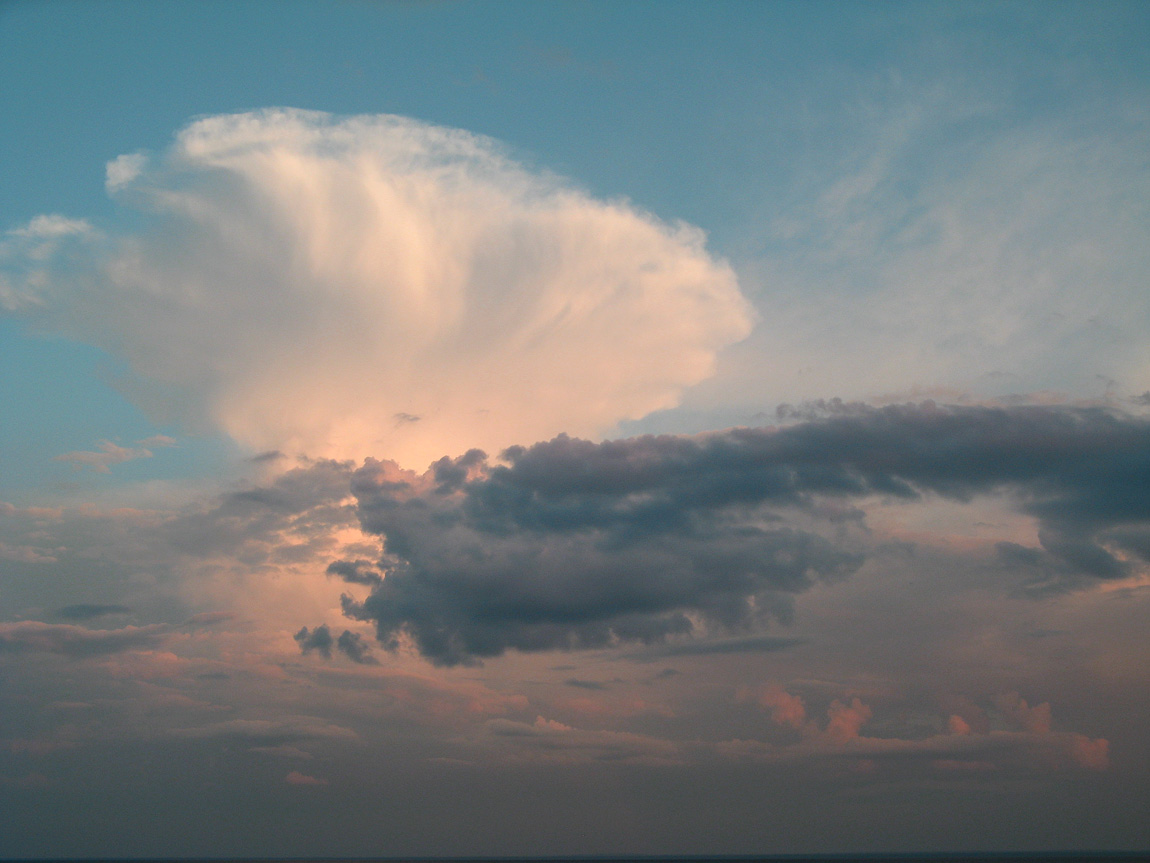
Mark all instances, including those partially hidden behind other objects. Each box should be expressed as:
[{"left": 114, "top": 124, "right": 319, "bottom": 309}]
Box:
[{"left": 0, "top": 621, "right": 170, "bottom": 657}]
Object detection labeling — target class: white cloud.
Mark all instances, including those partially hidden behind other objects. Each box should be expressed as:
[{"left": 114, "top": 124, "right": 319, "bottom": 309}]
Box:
[
  {"left": 9, "top": 215, "right": 93, "bottom": 239},
  {"left": 104, "top": 152, "right": 147, "bottom": 192},
  {"left": 13, "top": 109, "right": 752, "bottom": 468}
]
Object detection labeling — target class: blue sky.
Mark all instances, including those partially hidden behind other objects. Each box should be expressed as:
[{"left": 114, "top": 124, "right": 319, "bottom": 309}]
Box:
[
  {"left": 1, "top": 1, "right": 1149, "bottom": 856},
  {"left": 4, "top": 0, "right": 1149, "bottom": 500}
]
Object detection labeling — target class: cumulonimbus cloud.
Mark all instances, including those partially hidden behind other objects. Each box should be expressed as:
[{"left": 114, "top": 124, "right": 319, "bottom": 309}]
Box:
[
  {"left": 333, "top": 403, "right": 1150, "bottom": 665},
  {"left": 5, "top": 109, "right": 752, "bottom": 467}
]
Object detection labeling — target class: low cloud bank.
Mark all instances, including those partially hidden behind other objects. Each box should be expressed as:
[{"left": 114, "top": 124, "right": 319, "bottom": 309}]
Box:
[{"left": 334, "top": 403, "right": 1150, "bottom": 664}]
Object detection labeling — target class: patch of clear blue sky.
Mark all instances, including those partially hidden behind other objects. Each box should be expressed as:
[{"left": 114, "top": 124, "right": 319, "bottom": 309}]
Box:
[{"left": 1, "top": 0, "right": 1147, "bottom": 499}]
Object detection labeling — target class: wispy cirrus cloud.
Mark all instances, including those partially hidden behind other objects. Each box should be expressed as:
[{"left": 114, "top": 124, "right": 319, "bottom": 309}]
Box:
[{"left": 53, "top": 436, "right": 176, "bottom": 473}]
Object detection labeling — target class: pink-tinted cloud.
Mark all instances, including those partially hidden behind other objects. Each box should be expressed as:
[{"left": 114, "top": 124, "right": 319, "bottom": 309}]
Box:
[
  {"left": 53, "top": 440, "right": 157, "bottom": 473},
  {"left": 946, "top": 714, "right": 972, "bottom": 735},
  {"left": 995, "top": 691, "right": 1052, "bottom": 735},
  {"left": 821, "top": 697, "right": 872, "bottom": 744},
  {"left": 1068, "top": 734, "right": 1110, "bottom": 770},
  {"left": 756, "top": 684, "right": 806, "bottom": 729},
  {"left": 285, "top": 771, "right": 328, "bottom": 786}
]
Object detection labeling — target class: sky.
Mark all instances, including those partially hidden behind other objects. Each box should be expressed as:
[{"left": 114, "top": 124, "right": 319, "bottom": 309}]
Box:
[{"left": 1, "top": 0, "right": 1149, "bottom": 857}]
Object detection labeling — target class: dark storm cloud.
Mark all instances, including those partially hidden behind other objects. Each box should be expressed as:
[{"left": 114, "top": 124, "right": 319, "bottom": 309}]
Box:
[
  {"left": 326, "top": 559, "right": 383, "bottom": 586},
  {"left": 295, "top": 625, "right": 377, "bottom": 665},
  {"left": 162, "top": 458, "right": 357, "bottom": 559},
  {"left": 336, "top": 630, "right": 377, "bottom": 665},
  {"left": 294, "top": 625, "right": 334, "bottom": 659},
  {"left": 336, "top": 403, "right": 1150, "bottom": 665}
]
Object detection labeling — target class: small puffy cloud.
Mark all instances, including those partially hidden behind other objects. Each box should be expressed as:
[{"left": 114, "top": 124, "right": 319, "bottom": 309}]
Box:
[
  {"left": 822, "top": 697, "right": 872, "bottom": 744},
  {"left": 294, "top": 624, "right": 376, "bottom": 664},
  {"left": 294, "top": 624, "right": 334, "bottom": 659},
  {"left": 946, "top": 714, "right": 973, "bottom": 735},
  {"left": 105, "top": 151, "right": 147, "bottom": 192},
  {"left": 757, "top": 685, "right": 806, "bottom": 729},
  {"left": 336, "top": 630, "right": 377, "bottom": 665},
  {"left": 10, "top": 108, "right": 752, "bottom": 467}
]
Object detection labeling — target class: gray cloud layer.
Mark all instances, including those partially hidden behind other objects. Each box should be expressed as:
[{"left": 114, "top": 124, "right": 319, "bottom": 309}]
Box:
[
  {"left": 337, "top": 403, "right": 1150, "bottom": 664},
  {"left": 0, "top": 622, "right": 170, "bottom": 657}
]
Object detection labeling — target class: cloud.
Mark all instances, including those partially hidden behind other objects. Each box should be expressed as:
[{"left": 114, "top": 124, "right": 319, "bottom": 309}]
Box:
[
  {"left": 173, "top": 717, "right": 357, "bottom": 745},
  {"left": 822, "top": 697, "right": 872, "bottom": 744},
  {"left": 105, "top": 152, "right": 146, "bottom": 192},
  {"left": 53, "top": 440, "right": 155, "bottom": 473},
  {"left": 294, "top": 624, "right": 377, "bottom": 665},
  {"left": 995, "top": 691, "right": 1052, "bottom": 735},
  {"left": 703, "top": 87, "right": 1150, "bottom": 422},
  {"left": 636, "top": 634, "right": 805, "bottom": 659},
  {"left": 284, "top": 771, "right": 328, "bottom": 786},
  {"left": 718, "top": 689, "right": 1109, "bottom": 772},
  {"left": 0, "top": 621, "right": 170, "bottom": 657},
  {"left": 7, "top": 108, "right": 751, "bottom": 467},
  {"left": 294, "top": 624, "right": 334, "bottom": 659},
  {"left": 336, "top": 403, "right": 1150, "bottom": 665},
  {"left": 184, "top": 611, "right": 236, "bottom": 627},
  {"left": 564, "top": 678, "right": 607, "bottom": 691},
  {"left": 756, "top": 685, "right": 806, "bottom": 729},
  {"left": 8, "top": 214, "right": 93, "bottom": 240},
  {"left": 335, "top": 630, "right": 377, "bottom": 665},
  {"left": 0, "top": 541, "right": 58, "bottom": 564},
  {"left": 326, "top": 559, "right": 383, "bottom": 587},
  {"left": 56, "top": 604, "right": 133, "bottom": 621},
  {"left": 342, "top": 454, "right": 861, "bottom": 666}
]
